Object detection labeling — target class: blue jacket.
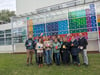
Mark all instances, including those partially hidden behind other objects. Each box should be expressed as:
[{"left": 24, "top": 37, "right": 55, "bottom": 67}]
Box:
[{"left": 70, "top": 39, "right": 79, "bottom": 56}]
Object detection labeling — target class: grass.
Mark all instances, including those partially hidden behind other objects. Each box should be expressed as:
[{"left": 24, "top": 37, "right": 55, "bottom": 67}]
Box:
[{"left": 0, "top": 53, "right": 100, "bottom": 75}]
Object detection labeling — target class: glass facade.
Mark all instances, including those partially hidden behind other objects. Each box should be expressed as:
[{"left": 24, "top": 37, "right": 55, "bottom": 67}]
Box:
[{"left": 0, "top": 30, "right": 11, "bottom": 45}]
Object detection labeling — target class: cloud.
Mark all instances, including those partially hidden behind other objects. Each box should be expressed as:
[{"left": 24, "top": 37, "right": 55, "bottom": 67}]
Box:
[{"left": 0, "top": 0, "right": 16, "bottom": 11}]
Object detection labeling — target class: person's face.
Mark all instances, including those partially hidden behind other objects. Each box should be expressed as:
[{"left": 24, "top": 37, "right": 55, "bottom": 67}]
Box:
[
  {"left": 72, "top": 36, "right": 74, "bottom": 40},
  {"left": 79, "top": 33, "right": 83, "bottom": 37},
  {"left": 58, "top": 36, "right": 60, "bottom": 39},
  {"left": 63, "top": 38, "right": 66, "bottom": 42},
  {"left": 43, "top": 36, "right": 46, "bottom": 39},
  {"left": 55, "top": 39, "right": 57, "bottom": 43},
  {"left": 60, "top": 38, "right": 63, "bottom": 41},
  {"left": 52, "top": 36, "right": 56, "bottom": 40},
  {"left": 29, "top": 35, "right": 32, "bottom": 39}
]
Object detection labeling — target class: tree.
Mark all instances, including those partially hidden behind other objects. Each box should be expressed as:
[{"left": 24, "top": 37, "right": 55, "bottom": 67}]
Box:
[{"left": 0, "top": 10, "right": 16, "bottom": 23}]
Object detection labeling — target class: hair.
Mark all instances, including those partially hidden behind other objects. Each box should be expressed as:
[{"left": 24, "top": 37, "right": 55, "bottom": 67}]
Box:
[{"left": 38, "top": 38, "right": 43, "bottom": 44}]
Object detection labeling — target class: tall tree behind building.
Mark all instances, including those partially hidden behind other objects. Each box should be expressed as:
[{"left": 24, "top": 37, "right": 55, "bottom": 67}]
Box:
[{"left": 0, "top": 10, "right": 16, "bottom": 23}]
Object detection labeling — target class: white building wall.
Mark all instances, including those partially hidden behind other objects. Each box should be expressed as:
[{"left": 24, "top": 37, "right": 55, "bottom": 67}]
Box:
[
  {"left": 0, "top": 23, "right": 11, "bottom": 30},
  {"left": 0, "top": 45, "right": 12, "bottom": 53},
  {"left": 16, "top": 0, "right": 71, "bottom": 15}
]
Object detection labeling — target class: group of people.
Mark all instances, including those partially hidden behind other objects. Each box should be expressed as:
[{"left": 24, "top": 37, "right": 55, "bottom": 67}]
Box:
[{"left": 25, "top": 33, "right": 88, "bottom": 68}]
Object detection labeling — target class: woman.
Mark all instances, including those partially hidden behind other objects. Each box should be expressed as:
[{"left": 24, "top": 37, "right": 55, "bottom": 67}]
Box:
[
  {"left": 36, "top": 38, "right": 44, "bottom": 68},
  {"left": 59, "top": 37, "right": 63, "bottom": 62},
  {"left": 60, "top": 37, "right": 70, "bottom": 65},
  {"left": 70, "top": 36, "right": 80, "bottom": 66},
  {"left": 52, "top": 38, "right": 61, "bottom": 65},
  {"left": 44, "top": 37, "right": 52, "bottom": 66}
]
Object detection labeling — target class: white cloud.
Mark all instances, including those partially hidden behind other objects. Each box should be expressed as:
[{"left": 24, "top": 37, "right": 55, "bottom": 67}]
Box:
[{"left": 0, "top": 0, "right": 16, "bottom": 11}]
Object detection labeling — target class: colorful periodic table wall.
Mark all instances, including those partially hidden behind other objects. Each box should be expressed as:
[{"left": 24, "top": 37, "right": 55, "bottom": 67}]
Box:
[{"left": 27, "top": 3, "right": 99, "bottom": 39}]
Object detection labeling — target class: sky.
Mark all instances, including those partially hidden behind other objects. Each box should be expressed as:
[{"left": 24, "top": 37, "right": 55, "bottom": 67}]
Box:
[{"left": 0, "top": 0, "right": 16, "bottom": 11}]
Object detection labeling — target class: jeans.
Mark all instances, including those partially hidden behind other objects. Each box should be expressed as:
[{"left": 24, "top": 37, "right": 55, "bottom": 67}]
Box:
[
  {"left": 37, "top": 56, "right": 43, "bottom": 64},
  {"left": 54, "top": 53, "right": 60, "bottom": 65},
  {"left": 45, "top": 50, "right": 52, "bottom": 64}
]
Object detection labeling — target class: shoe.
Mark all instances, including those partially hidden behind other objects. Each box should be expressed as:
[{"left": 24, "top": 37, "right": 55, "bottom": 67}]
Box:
[
  {"left": 78, "top": 63, "right": 80, "bottom": 67},
  {"left": 83, "top": 63, "right": 88, "bottom": 67},
  {"left": 41, "top": 64, "right": 43, "bottom": 67},
  {"left": 30, "top": 63, "right": 33, "bottom": 65},
  {"left": 82, "top": 63, "right": 85, "bottom": 65},
  {"left": 39, "top": 64, "right": 41, "bottom": 68},
  {"left": 26, "top": 64, "right": 29, "bottom": 66},
  {"left": 85, "top": 64, "right": 88, "bottom": 67}
]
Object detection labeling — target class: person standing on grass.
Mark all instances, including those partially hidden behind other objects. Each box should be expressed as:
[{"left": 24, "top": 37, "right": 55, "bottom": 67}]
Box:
[
  {"left": 43, "top": 36, "right": 46, "bottom": 64},
  {"left": 35, "top": 38, "right": 44, "bottom": 68},
  {"left": 78, "top": 33, "right": 88, "bottom": 66},
  {"left": 70, "top": 36, "right": 80, "bottom": 66},
  {"left": 44, "top": 37, "right": 52, "bottom": 66},
  {"left": 34, "top": 36, "right": 39, "bottom": 64},
  {"left": 52, "top": 35, "right": 56, "bottom": 63},
  {"left": 25, "top": 34, "right": 36, "bottom": 66},
  {"left": 60, "top": 37, "right": 70, "bottom": 65},
  {"left": 52, "top": 38, "right": 61, "bottom": 65},
  {"left": 66, "top": 34, "right": 72, "bottom": 64},
  {"left": 59, "top": 37, "right": 63, "bottom": 63}
]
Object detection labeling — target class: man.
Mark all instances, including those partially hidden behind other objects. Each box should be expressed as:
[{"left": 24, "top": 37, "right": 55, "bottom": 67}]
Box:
[
  {"left": 25, "top": 34, "right": 36, "bottom": 66},
  {"left": 78, "top": 33, "right": 88, "bottom": 66}
]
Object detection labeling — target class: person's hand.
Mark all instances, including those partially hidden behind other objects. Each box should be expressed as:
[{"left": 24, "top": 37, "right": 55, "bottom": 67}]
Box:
[
  {"left": 61, "top": 51, "right": 63, "bottom": 53},
  {"left": 71, "top": 44, "right": 74, "bottom": 46},
  {"left": 40, "top": 48, "right": 43, "bottom": 50},
  {"left": 78, "top": 46, "right": 80, "bottom": 48},
  {"left": 55, "top": 46, "right": 58, "bottom": 49}
]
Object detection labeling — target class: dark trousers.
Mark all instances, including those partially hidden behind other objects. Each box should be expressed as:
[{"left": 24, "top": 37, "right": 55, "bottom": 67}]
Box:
[
  {"left": 53, "top": 53, "right": 56, "bottom": 63},
  {"left": 35, "top": 50, "right": 38, "bottom": 64},
  {"left": 72, "top": 55, "right": 80, "bottom": 64},
  {"left": 37, "top": 56, "right": 43, "bottom": 64},
  {"left": 60, "top": 51, "right": 63, "bottom": 62},
  {"left": 43, "top": 50, "right": 46, "bottom": 63},
  {"left": 54, "top": 53, "right": 60, "bottom": 65},
  {"left": 62, "top": 51, "right": 70, "bottom": 64}
]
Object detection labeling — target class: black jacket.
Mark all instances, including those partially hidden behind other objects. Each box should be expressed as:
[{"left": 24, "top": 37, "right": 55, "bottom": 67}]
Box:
[
  {"left": 61, "top": 42, "right": 70, "bottom": 53},
  {"left": 25, "top": 38, "right": 36, "bottom": 50},
  {"left": 78, "top": 37, "right": 88, "bottom": 49},
  {"left": 70, "top": 39, "right": 79, "bottom": 56}
]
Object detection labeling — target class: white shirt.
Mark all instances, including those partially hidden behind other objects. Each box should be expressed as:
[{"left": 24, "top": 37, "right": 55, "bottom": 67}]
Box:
[{"left": 36, "top": 43, "right": 43, "bottom": 53}]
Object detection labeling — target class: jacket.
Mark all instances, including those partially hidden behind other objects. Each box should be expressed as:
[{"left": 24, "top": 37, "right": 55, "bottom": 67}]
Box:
[
  {"left": 61, "top": 42, "right": 70, "bottom": 53},
  {"left": 70, "top": 39, "right": 79, "bottom": 56},
  {"left": 25, "top": 38, "right": 36, "bottom": 50},
  {"left": 52, "top": 42, "right": 61, "bottom": 53},
  {"left": 78, "top": 37, "right": 88, "bottom": 49}
]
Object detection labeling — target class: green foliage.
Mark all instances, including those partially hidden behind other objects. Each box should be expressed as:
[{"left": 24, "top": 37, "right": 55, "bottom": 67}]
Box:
[{"left": 0, "top": 10, "right": 16, "bottom": 23}]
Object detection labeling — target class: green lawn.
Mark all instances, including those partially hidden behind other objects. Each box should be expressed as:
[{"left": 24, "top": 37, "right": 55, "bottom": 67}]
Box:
[{"left": 0, "top": 53, "right": 100, "bottom": 75}]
